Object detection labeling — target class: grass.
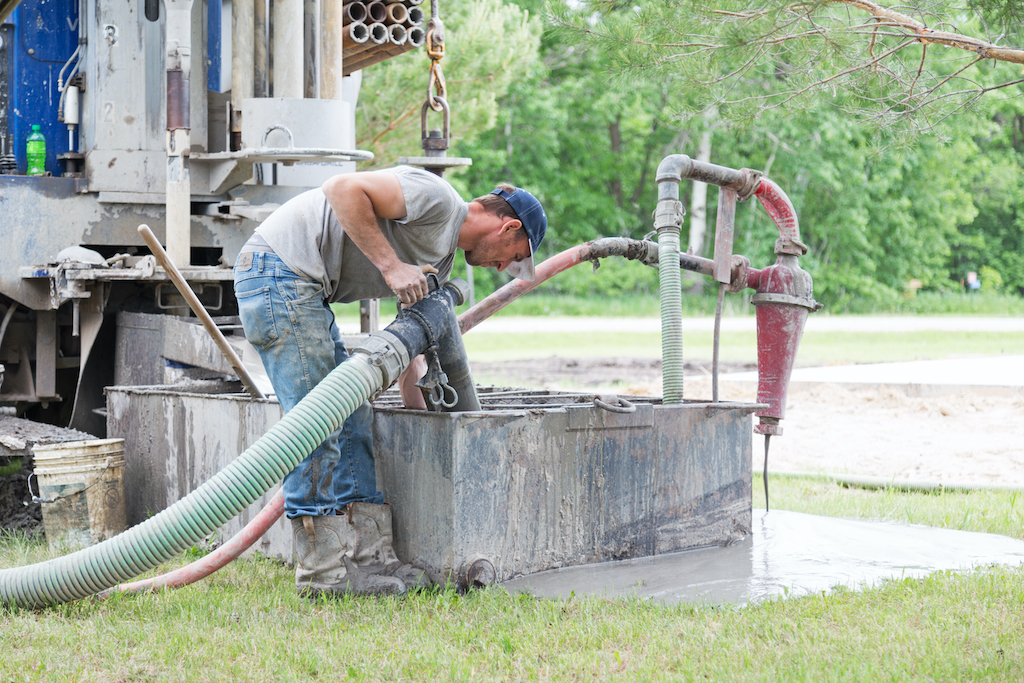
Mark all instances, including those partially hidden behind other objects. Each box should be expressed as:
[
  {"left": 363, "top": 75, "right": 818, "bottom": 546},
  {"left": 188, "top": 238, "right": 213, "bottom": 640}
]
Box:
[
  {"left": 755, "top": 475, "right": 1024, "bottom": 540},
  {"left": 3, "top": 480, "right": 1024, "bottom": 681},
  {"left": 2, "top": 516, "right": 1023, "bottom": 681},
  {"left": 461, "top": 328, "right": 1024, "bottom": 365}
]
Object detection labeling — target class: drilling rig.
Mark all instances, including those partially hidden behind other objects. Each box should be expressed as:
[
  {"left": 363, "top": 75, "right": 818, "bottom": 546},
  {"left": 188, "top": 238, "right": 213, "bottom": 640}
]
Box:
[{"left": 0, "top": 0, "right": 426, "bottom": 435}]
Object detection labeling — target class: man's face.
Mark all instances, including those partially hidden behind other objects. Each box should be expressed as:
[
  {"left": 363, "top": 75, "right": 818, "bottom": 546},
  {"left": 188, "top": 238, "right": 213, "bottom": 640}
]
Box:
[{"left": 465, "top": 222, "right": 531, "bottom": 273}]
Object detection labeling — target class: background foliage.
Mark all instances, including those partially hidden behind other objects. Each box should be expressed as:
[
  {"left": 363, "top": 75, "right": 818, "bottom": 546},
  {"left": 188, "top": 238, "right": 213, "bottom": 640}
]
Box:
[{"left": 357, "top": 0, "right": 1024, "bottom": 311}]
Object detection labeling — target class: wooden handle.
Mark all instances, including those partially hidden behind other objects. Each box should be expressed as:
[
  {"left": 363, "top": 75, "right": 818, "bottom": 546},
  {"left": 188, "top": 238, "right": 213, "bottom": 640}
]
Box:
[{"left": 137, "top": 225, "right": 266, "bottom": 399}]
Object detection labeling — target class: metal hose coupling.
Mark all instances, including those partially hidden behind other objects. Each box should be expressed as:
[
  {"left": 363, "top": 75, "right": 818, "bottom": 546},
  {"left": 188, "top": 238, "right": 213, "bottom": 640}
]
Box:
[
  {"left": 351, "top": 331, "right": 411, "bottom": 391},
  {"left": 353, "top": 277, "right": 473, "bottom": 396}
]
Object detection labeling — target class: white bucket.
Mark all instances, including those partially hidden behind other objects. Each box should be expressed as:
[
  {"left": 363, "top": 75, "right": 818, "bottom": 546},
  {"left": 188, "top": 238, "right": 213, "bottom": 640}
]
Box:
[{"left": 32, "top": 438, "right": 128, "bottom": 550}]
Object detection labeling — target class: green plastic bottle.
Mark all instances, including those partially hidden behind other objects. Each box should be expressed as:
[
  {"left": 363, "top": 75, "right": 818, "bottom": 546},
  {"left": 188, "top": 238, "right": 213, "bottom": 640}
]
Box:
[{"left": 26, "top": 125, "right": 46, "bottom": 176}]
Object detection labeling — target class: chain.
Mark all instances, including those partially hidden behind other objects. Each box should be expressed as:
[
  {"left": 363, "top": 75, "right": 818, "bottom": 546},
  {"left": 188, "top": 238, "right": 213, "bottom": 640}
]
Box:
[
  {"left": 425, "top": 1, "right": 446, "bottom": 113},
  {"left": 48, "top": 268, "right": 61, "bottom": 311}
]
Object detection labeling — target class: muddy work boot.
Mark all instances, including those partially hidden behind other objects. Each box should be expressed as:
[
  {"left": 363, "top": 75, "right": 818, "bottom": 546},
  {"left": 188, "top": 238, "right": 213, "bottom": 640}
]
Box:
[
  {"left": 291, "top": 503, "right": 430, "bottom": 598},
  {"left": 345, "top": 501, "right": 431, "bottom": 591}
]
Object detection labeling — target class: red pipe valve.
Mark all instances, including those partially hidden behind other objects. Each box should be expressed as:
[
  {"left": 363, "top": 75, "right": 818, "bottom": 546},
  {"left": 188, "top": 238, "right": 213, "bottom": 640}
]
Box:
[{"left": 747, "top": 253, "right": 822, "bottom": 435}]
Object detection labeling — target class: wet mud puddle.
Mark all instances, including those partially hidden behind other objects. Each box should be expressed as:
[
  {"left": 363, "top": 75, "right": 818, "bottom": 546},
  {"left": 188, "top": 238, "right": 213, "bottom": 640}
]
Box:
[{"left": 503, "top": 510, "right": 1024, "bottom": 605}]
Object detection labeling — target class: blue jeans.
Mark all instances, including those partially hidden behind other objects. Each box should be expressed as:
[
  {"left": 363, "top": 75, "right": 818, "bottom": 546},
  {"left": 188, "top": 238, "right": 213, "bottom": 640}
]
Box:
[{"left": 233, "top": 251, "right": 384, "bottom": 518}]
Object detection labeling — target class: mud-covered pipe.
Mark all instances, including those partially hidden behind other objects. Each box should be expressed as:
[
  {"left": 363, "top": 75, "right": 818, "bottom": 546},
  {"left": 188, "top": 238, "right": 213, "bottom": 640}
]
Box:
[
  {"left": 388, "top": 23, "right": 408, "bottom": 45},
  {"left": 386, "top": 281, "right": 479, "bottom": 411},
  {"left": 458, "top": 238, "right": 658, "bottom": 334},
  {"left": 343, "top": 22, "right": 370, "bottom": 51},
  {"left": 0, "top": 282, "right": 467, "bottom": 608},
  {"left": 321, "top": 0, "right": 347, "bottom": 99},
  {"left": 406, "top": 5, "right": 425, "bottom": 26}
]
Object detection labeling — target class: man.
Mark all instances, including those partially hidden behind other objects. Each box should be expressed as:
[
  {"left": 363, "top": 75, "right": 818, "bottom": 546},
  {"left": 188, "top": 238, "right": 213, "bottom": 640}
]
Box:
[{"left": 233, "top": 166, "right": 547, "bottom": 597}]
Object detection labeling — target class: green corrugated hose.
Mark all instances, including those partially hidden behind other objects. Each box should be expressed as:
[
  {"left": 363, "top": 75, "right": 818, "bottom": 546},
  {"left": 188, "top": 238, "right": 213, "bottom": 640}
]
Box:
[
  {"left": 659, "top": 226, "right": 684, "bottom": 404},
  {"left": 0, "top": 356, "right": 382, "bottom": 609}
]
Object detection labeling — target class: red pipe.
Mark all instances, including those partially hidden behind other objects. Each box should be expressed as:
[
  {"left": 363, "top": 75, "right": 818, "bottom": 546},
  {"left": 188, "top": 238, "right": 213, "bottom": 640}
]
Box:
[
  {"left": 753, "top": 177, "right": 804, "bottom": 251},
  {"left": 97, "top": 489, "right": 286, "bottom": 599},
  {"left": 458, "top": 238, "right": 662, "bottom": 334}
]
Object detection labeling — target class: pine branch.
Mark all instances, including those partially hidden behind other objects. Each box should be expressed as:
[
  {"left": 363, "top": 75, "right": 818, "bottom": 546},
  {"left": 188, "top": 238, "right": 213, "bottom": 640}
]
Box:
[{"left": 838, "top": 0, "right": 1024, "bottom": 64}]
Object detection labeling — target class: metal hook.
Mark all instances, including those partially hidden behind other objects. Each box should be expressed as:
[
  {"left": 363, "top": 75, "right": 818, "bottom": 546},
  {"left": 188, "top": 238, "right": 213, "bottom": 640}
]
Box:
[
  {"left": 594, "top": 395, "right": 636, "bottom": 414},
  {"left": 428, "top": 381, "right": 458, "bottom": 409},
  {"left": 420, "top": 96, "right": 450, "bottom": 146},
  {"left": 261, "top": 125, "right": 296, "bottom": 149}
]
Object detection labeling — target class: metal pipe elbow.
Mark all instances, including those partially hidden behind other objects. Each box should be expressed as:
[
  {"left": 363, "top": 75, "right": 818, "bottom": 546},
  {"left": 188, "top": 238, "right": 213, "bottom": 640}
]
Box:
[
  {"left": 655, "top": 154, "right": 692, "bottom": 201},
  {"left": 753, "top": 178, "right": 807, "bottom": 255}
]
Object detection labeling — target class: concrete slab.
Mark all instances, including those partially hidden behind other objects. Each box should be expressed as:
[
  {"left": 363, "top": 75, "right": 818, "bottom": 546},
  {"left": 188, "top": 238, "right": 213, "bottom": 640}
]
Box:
[{"left": 504, "top": 510, "right": 1024, "bottom": 605}]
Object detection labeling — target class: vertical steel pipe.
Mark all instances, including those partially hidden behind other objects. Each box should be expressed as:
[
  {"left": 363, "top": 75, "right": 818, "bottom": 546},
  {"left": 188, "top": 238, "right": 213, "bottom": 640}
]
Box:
[
  {"left": 321, "top": 0, "right": 346, "bottom": 99},
  {"left": 255, "top": 0, "right": 269, "bottom": 97},
  {"left": 273, "top": 0, "right": 304, "bottom": 98},
  {"left": 165, "top": 0, "right": 195, "bottom": 267},
  {"left": 232, "top": 0, "right": 255, "bottom": 110}
]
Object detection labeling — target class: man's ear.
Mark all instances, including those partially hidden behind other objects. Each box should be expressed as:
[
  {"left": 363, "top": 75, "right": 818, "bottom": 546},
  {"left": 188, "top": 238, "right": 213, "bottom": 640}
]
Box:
[{"left": 499, "top": 218, "right": 523, "bottom": 235}]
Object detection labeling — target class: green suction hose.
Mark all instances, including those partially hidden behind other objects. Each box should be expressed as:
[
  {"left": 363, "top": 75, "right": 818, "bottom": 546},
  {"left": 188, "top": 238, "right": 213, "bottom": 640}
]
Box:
[
  {"left": 0, "top": 355, "right": 382, "bottom": 609},
  {"left": 658, "top": 227, "right": 684, "bottom": 404},
  {"left": 655, "top": 154, "right": 689, "bottom": 405}
]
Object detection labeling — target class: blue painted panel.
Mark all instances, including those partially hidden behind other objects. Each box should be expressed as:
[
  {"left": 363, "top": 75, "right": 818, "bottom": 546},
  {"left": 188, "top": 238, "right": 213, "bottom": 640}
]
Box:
[
  {"left": 10, "top": 0, "right": 79, "bottom": 175},
  {"left": 207, "top": 0, "right": 222, "bottom": 92}
]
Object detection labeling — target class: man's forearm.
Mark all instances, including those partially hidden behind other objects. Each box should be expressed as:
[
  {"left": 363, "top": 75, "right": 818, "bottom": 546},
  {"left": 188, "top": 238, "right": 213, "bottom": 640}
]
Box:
[{"left": 322, "top": 172, "right": 429, "bottom": 303}]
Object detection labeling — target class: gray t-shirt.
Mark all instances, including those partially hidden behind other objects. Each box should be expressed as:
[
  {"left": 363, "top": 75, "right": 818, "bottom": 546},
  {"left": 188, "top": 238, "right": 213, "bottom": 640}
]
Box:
[{"left": 254, "top": 166, "right": 468, "bottom": 303}]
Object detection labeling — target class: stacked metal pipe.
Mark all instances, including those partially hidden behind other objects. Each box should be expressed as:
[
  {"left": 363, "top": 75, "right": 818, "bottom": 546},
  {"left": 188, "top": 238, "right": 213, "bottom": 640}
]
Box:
[{"left": 341, "top": 0, "right": 427, "bottom": 75}]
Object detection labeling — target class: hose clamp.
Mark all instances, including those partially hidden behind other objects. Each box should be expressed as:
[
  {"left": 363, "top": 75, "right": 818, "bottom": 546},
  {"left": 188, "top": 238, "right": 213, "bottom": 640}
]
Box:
[
  {"left": 775, "top": 237, "right": 809, "bottom": 256},
  {"left": 737, "top": 169, "right": 763, "bottom": 203},
  {"left": 351, "top": 330, "right": 410, "bottom": 388},
  {"left": 652, "top": 199, "right": 684, "bottom": 231}
]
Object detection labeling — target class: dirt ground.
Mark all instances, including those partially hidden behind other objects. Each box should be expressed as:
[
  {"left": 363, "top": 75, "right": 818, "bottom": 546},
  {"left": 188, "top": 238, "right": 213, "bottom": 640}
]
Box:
[{"left": 473, "top": 356, "right": 1024, "bottom": 488}]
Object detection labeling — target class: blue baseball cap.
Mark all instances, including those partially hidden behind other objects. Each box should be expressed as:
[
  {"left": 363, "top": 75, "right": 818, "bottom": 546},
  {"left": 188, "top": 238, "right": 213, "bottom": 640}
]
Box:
[{"left": 489, "top": 186, "right": 547, "bottom": 281}]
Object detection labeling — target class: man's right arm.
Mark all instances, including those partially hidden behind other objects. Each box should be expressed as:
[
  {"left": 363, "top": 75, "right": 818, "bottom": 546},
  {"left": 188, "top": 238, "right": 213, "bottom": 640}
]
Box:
[{"left": 321, "top": 171, "right": 430, "bottom": 305}]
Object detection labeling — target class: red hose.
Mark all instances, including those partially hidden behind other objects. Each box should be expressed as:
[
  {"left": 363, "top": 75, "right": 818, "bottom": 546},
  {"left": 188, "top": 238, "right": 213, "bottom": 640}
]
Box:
[
  {"left": 96, "top": 489, "right": 285, "bottom": 599},
  {"left": 458, "top": 237, "right": 663, "bottom": 334}
]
